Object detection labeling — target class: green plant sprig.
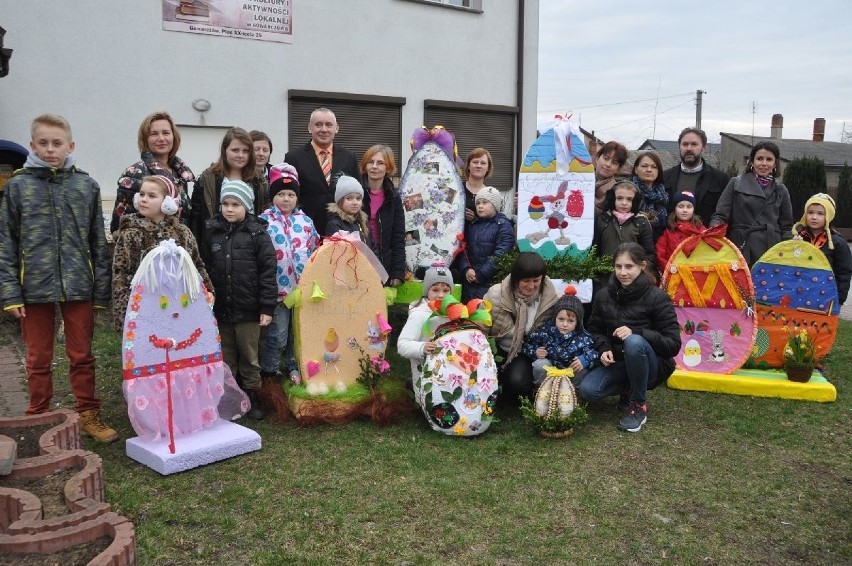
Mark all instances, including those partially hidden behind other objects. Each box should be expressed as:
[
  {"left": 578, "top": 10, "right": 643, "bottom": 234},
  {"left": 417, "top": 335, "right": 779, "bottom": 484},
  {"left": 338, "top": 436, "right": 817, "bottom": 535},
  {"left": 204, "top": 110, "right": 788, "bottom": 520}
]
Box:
[
  {"left": 493, "top": 246, "right": 613, "bottom": 284},
  {"left": 518, "top": 396, "right": 589, "bottom": 433}
]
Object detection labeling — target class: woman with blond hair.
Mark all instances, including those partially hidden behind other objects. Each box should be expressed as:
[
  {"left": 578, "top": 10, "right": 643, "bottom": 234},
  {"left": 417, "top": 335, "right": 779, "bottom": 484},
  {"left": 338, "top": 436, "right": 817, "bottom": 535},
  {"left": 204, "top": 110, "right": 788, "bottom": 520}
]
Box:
[
  {"left": 360, "top": 144, "right": 405, "bottom": 286},
  {"left": 111, "top": 111, "right": 195, "bottom": 232},
  {"left": 462, "top": 147, "right": 495, "bottom": 222}
]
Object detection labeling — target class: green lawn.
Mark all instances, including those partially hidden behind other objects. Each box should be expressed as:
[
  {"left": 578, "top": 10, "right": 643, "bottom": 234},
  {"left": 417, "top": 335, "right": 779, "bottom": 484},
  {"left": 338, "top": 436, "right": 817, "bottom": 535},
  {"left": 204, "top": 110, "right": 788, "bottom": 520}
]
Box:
[{"left": 12, "top": 310, "right": 852, "bottom": 564}]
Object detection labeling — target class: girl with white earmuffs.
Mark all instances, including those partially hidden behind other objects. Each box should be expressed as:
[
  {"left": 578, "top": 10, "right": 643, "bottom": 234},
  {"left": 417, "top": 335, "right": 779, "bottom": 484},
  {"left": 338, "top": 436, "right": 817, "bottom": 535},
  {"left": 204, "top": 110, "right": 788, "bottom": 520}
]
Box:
[{"left": 111, "top": 175, "right": 214, "bottom": 332}]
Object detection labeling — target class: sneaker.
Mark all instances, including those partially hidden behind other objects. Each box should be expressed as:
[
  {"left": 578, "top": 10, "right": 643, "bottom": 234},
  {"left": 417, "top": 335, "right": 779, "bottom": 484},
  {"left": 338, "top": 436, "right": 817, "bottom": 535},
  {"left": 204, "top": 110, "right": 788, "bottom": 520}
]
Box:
[
  {"left": 618, "top": 402, "right": 647, "bottom": 433},
  {"left": 79, "top": 409, "right": 119, "bottom": 443},
  {"left": 289, "top": 369, "right": 302, "bottom": 385}
]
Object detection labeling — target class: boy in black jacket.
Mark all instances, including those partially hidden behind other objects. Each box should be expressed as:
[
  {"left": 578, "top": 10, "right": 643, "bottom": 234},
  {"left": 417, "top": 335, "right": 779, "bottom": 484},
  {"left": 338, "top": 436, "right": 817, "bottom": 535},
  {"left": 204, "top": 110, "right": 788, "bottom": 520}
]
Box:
[{"left": 202, "top": 180, "right": 277, "bottom": 419}]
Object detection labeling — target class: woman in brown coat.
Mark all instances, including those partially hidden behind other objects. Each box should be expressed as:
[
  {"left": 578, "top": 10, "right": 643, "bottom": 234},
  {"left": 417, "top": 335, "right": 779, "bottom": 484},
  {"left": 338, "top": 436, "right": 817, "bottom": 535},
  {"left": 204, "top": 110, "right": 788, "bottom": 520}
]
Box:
[{"left": 484, "top": 252, "right": 559, "bottom": 401}]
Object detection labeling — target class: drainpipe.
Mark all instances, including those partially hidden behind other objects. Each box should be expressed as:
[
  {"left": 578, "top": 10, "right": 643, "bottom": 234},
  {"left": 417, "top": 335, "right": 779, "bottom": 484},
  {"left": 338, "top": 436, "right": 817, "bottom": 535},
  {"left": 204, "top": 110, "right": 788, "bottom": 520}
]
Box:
[{"left": 515, "top": 0, "right": 525, "bottom": 191}]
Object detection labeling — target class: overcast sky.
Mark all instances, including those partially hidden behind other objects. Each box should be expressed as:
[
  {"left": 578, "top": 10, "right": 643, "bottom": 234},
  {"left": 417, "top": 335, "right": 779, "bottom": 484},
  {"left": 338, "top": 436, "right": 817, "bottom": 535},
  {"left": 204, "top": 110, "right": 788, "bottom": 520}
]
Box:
[{"left": 537, "top": 0, "right": 851, "bottom": 149}]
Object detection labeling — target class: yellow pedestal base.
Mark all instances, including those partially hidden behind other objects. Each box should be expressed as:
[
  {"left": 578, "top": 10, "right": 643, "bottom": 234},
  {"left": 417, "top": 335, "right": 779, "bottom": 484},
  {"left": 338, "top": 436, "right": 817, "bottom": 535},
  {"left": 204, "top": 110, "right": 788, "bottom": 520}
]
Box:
[{"left": 667, "top": 367, "right": 836, "bottom": 402}]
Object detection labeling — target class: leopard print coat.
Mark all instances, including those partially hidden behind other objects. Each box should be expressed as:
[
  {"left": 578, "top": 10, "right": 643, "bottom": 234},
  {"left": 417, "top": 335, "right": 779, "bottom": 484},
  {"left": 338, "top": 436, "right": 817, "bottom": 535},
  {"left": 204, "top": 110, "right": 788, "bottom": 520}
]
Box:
[{"left": 111, "top": 213, "right": 214, "bottom": 331}]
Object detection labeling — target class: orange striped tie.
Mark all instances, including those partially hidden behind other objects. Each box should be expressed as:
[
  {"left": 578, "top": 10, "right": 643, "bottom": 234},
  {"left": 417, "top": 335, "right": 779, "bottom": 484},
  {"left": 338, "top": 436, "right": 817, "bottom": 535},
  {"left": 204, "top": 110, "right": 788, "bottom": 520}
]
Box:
[{"left": 320, "top": 150, "right": 331, "bottom": 185}]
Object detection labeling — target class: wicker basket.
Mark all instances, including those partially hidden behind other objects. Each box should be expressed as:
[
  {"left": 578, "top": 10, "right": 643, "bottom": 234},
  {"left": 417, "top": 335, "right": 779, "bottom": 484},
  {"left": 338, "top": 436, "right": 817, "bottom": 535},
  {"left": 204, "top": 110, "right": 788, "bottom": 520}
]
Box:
[
  {"left": 538, "top": 428, "right": 574, "bottom": 439},
  {"left": 785, "top": 363, "right": 813, "bottom": 383}
]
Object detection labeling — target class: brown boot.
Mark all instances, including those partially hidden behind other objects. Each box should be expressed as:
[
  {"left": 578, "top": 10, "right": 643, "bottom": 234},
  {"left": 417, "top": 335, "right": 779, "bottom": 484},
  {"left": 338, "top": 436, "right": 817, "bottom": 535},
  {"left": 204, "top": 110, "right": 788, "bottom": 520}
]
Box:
[{"left": 79, "top": 409, "right": 119, "bottom": 443}]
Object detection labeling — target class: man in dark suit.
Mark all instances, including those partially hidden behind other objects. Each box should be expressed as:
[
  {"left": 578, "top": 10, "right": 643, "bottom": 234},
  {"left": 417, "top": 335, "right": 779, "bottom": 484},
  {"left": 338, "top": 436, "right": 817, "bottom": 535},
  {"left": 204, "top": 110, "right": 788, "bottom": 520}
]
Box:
[
  {"left": 662, "top": 127, "right": 731, "bottom": 223},
  {"left": 284, "top": 108, "right": 360, "bottom": 235}
]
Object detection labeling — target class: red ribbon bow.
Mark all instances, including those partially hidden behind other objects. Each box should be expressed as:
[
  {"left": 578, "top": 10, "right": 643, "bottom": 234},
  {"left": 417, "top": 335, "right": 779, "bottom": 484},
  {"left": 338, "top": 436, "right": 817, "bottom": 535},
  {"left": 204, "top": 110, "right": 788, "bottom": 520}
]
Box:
[{"left": 680, "top": 224, "right": 728, "bottom": 257}]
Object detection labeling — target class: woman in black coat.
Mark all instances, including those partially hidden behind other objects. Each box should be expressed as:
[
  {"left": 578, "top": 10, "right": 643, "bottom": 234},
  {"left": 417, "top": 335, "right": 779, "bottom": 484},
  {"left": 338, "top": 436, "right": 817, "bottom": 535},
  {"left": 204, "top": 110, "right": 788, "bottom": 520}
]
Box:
[
  {"left": 580, "top": 243, "right": 681, "bottom": 433},
  {"left": 710, "top": 141, "right": 793, "bottom": 265},
  {"left": 361, "top": 144, "right": 406, "bottom": 286}
]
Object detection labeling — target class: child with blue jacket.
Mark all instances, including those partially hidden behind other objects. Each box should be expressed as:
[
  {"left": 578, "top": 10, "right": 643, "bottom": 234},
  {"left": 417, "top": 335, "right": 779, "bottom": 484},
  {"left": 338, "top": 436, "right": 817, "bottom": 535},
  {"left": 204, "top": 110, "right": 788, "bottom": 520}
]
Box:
[
  {"left": 258, "top": 164, "right": 320, "bottom": 383},
  {"left": 457, "top": 187, "right": 514, "bottom": 301},
  {"left": 522, "top": 286, "right": 599, "bottom": 386}
]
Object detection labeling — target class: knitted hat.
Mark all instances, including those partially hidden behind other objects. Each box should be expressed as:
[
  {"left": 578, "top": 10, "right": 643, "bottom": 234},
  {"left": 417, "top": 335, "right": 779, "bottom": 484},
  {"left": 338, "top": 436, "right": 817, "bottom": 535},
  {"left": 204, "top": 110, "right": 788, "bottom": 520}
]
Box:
[
  {"left": 475, "top": 187, "right": 503, "bottom": 212},
  {"left": 673, "top": 191, "right": 696, "bottom": 207},
  {"left": 553, "top": 285, "right": 584, "bottom": 331},
  {"left": 220, "top": 179, "right": 254, "bottom": 213},
  {"left": 268, "top": 162, "right": 300, "bottom": 201},
  {"left": 422, "top": 262, "right": 454, "bottom": 297},
  {"left": 334, "top": 175, "right": 364, "bottom": 203},
  {"left": 796, "top": 193, "right": 836, "bottom": 249}
]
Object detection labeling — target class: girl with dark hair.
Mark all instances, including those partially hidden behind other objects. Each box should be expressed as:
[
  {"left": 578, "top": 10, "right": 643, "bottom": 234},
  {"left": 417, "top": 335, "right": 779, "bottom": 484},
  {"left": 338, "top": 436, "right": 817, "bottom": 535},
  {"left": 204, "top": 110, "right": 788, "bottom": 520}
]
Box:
[
  {"left": 190, "top": 127, "right": 268, "bottom": 241},
  {"left": 580, "top": 243, "right": 680, "bottom": 432},
  {"left": 484, "top": 252, "right": 559, "bottom": 401},
  {"left": 593, "top": 181, "right": 657, "bottom": 281},
  {"left": 594, "top": 141, "right": 629, "bottom": 216},
  {"left": 710, "top": 141, "right": 793, "bottom": 264},
  {"left": 655, "top": 190, "right": 706, "bottom": 271},
  {"left": 632, "top": 151, "right": 669, "bottom": 240},
  {"left": 112, "top": 111, "right": 195, "bottom": 233}
]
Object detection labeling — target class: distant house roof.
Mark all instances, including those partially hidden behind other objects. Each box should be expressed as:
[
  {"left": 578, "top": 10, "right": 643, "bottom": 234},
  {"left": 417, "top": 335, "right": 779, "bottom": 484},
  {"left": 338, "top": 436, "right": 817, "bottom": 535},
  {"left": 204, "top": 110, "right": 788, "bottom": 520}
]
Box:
[
  {"left": 580, "top": 127, "right": 605, "bottom": 148},
  {"left": 720, "top": 133, "right": 852, "bottom": 168},
  {"left": 637, "top": 139, "right": 721, "bottom": 167}
]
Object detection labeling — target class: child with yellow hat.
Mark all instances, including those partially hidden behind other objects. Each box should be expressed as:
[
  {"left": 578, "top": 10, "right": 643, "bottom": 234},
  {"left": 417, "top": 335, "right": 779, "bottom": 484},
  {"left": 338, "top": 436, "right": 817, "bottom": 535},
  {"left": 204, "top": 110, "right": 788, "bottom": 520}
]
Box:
[{"left": 793, "top": 193, "right": 852, "bottom": 304}]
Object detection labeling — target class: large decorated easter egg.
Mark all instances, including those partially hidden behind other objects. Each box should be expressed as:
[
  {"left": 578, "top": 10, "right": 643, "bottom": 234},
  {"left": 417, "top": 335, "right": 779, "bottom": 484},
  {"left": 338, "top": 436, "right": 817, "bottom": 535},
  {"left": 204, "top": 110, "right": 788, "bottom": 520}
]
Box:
[
  {"left": 292, "top": 238, "right": 389, "bottom": 393},
  {"left": 662, "top": 227, "right": 757, "bottom": 374},
  {"left": 748, "top": 240, "right": 839, "bottom": 368},
  {"left": 121, "top": 240, "right": 248, "bottom": 450},
  {"left": 515, "top": 116, "right": 595, "bottom": 301},
  {"left": 419, "top": 324, "right": 498, "bottom": 436},
  {"left": 516, "top": 116, "right": 594, "bottom": 260},
  {"left": 399, "top": 126, "right": 466, "bottom": 273}
]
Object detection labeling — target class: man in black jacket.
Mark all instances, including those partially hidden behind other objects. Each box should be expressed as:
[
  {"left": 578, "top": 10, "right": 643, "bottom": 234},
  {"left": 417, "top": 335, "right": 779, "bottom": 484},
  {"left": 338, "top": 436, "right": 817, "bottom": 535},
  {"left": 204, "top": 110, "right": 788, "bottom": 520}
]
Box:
[
  {"left": 284, "top": 108, "right": 360, "bottom": 235},
  {"left": 663, "top": 127, "right": 730, "bottom": 223}
]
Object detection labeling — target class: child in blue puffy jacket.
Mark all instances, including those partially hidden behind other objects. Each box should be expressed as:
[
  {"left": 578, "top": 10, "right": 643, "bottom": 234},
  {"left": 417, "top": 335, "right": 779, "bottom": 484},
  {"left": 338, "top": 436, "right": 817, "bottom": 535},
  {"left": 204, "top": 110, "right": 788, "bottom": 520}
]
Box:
[
  {"left": 457, "top": 187, "right": 514, "bottom": 301},
  {"left": 522, "top": 286, "right": 599, "bottom": 386}
]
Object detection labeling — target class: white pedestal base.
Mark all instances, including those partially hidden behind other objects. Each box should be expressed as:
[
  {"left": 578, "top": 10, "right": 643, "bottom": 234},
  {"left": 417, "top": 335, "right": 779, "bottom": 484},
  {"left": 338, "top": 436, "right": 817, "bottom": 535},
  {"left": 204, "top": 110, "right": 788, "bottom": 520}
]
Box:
[{"left": 125, "top": 419, "right": 261, "bottom": 475}]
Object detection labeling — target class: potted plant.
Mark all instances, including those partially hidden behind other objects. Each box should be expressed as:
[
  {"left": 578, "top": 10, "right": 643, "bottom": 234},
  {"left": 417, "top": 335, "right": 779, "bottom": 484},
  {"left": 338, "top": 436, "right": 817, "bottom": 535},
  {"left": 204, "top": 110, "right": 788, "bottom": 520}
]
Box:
[
  {"left": 783, "top": 329, "right": 816, "bottom": 383},
  {"left": 519, "top": 366, "right": 589, "bottom": 438}
]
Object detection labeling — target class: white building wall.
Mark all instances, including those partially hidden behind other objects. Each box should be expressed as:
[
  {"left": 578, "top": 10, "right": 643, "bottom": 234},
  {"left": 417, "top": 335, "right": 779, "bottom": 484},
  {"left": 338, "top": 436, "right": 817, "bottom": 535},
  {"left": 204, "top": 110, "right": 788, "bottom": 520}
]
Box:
[{"left": 0, "top": 0, "right": 538, "bottom": 206}]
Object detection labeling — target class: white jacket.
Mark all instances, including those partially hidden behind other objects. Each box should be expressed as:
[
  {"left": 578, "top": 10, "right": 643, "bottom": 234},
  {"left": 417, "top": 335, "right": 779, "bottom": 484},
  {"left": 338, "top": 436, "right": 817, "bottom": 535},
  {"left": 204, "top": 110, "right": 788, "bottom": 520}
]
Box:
[{"left": 397, "top": 301, "right": 447, "bottom": 381}]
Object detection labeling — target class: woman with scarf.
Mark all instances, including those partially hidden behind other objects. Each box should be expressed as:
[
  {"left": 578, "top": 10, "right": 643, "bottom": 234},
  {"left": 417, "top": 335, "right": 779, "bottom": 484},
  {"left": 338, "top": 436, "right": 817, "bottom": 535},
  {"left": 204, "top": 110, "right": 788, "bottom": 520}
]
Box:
[
  {"left": 593, "top": 141, "right": 629, "bottom": 217},
  {"left": 111, "top": 111, "right": 195, "bottom": 233},
  {"left": 484, "top": 252, "right": 559, "bottom": 402},
  {"left": 631, "top": 151, "right": 669, "bottom": 240},
  {"left": 710, "top": 141, "right": 793, "bottom": 265}
]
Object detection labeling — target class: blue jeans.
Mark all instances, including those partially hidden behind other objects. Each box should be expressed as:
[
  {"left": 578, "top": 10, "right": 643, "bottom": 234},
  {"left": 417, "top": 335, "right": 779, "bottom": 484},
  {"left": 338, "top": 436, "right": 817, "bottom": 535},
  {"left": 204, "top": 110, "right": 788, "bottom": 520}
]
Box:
[
  {"left": 577, "top": 334, "right": 658, "bottom": 405},
  {"left": 260, "top": 304, "right": 292, "bottom": 374}
]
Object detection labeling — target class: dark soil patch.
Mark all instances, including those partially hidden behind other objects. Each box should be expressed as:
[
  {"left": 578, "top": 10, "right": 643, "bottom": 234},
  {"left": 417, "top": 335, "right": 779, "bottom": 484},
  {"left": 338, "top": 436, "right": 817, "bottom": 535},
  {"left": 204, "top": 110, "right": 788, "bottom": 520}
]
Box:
[
  {"left": 0, "top": 466, "right": 80, "bottom": 517},
  {"left": 0, "top": 536, "right": 112, "bottom": 565},
  {"left": 0, "top": 423, "right": 54, "bottom": 458}
]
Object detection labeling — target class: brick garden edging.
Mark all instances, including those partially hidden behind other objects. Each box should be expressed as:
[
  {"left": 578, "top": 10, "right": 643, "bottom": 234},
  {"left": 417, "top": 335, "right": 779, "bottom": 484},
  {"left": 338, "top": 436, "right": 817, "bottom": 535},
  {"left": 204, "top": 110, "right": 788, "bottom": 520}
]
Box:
[
  {"left": 3, "top": 449, "right": 109, "bottom": 534},
  {"left": 0, "top": 408, "right": 81, "bottom": 456},
  {"left": 0, "top": 511, "right": 136, "bottom": 564},
  {"left": 0, "top": 410, "right": 137, "bottom": 564}
]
